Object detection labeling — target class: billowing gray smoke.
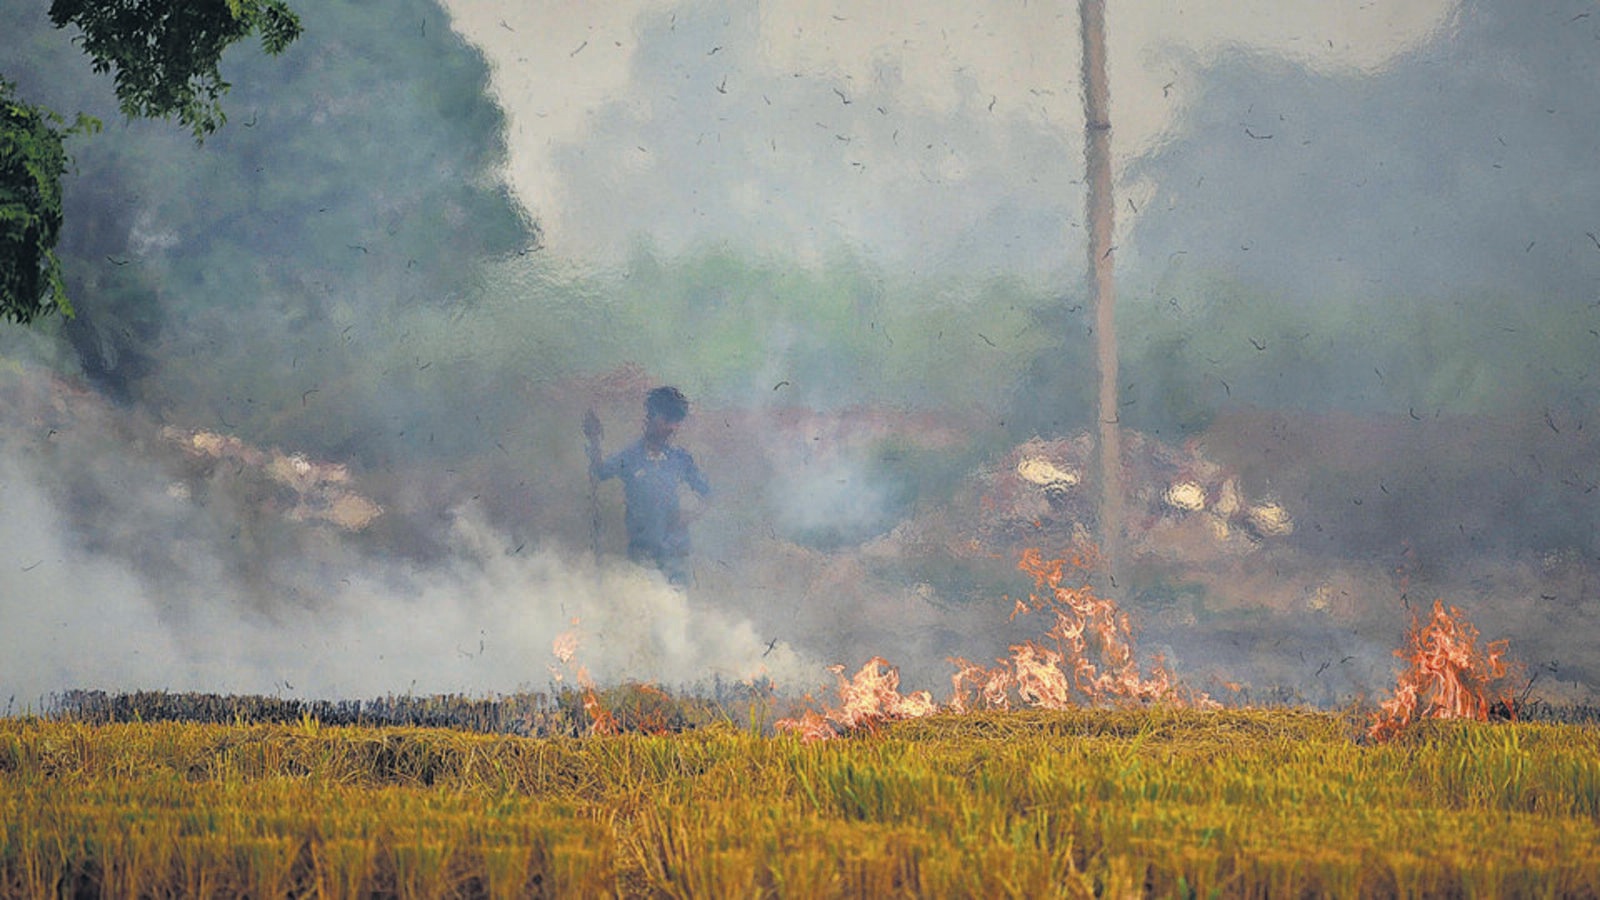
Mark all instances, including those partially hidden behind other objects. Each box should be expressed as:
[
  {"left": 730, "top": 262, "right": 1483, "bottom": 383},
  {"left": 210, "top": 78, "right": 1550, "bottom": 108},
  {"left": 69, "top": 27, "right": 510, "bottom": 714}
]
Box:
[{"left": 1, "top": 0, "right": 1596, "bottom": 711}]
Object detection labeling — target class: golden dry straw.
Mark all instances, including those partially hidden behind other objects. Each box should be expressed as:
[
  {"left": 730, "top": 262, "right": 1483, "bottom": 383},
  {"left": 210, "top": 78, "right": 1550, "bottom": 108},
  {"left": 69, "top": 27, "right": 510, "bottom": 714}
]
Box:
[{"left": 3, "top": 709, "right": 1597, "bottom": 897}]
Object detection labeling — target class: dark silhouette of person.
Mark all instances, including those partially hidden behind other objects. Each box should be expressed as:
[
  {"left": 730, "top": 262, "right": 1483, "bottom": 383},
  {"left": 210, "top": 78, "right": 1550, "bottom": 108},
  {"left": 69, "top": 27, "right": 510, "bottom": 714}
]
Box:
[{"left": 586, "top": 386, "right": 710, "bottom": 587}]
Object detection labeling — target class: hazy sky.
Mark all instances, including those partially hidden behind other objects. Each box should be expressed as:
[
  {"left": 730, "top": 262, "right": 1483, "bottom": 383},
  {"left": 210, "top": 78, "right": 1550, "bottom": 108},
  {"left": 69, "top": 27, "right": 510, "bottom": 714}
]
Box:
[{"left": 442, "top": 0, "right": 1458, "bottom": 268}]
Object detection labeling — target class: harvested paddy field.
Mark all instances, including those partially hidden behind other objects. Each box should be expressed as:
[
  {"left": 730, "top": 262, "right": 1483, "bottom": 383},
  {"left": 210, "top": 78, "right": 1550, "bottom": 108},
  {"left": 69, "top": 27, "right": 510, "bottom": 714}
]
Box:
[{"left": 4, "top": 708, "right": 1598, "bottom": 897}]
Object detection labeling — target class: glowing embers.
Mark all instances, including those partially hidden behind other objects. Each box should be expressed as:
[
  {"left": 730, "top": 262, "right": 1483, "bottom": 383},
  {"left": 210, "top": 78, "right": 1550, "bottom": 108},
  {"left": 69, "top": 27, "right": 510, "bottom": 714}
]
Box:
[{"left": 1368, "top": 599, "right": 1518, "bottom": 743}]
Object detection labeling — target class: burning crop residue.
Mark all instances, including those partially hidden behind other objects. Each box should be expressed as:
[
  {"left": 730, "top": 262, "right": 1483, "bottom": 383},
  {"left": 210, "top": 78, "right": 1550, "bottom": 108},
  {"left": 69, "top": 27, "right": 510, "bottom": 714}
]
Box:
[
  {"left": 1367, "top": 599, "right": 1520, "bottom": 743},
  {"left": 550, "top": 620, "right": 620, "bottom": 735},
  {"left": 770, "top": 657, "right": 939, "bottom": 743},
  {"left": 775, "top": 543, "right": 1530, "bottom": 745},
  {"left": 776, "top": 544, "right": 1216, "bottom": 742},
  {"left": 549, "top": 619, "right": 776, "bottom": 736},
  {"left": 947, "top": 546, "right": 1211, "bottom": 713}
]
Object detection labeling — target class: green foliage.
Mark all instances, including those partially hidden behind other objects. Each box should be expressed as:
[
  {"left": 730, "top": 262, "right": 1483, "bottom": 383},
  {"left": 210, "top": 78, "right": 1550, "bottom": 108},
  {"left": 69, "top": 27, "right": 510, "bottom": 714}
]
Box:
[
  {"left": 0, "top": 79, "right": 98, "bottom": 323},
  {"left": 1117, "top": 267, "right": 1600, "bottom": 436},
  {"left": 47, "top": 0, "right": 302, "bottom": 141},
  {"left": 0, "top": 0, "right": 300, "bottom": 327},
  {"left": 1005, "top": 288, "right": 1099, "bottom": 438},
  {"left": 0, "top": 0, "right": 536, "bottom": 455},
  {"left": 1122, "top": 271, "right": 1342, "bottom": 428},
  {"left": 467, "top": 247, "right": 1060, "bottom": 417}
]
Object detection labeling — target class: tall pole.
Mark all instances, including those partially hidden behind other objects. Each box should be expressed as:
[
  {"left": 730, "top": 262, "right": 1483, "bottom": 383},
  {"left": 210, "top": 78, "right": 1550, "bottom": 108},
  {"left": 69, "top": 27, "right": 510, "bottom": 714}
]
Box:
[
  {"left": 1080, "top": 0, "right": 1122, "bottom": 585},
  {"left": 582, "top": 408, "right": 605, "bottom": 565}
]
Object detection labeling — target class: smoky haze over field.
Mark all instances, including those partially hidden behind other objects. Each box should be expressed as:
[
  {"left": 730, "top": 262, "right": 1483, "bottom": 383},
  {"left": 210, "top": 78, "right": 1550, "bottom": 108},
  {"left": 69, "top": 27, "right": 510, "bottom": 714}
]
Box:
[{"left": 1, "top": 0, "right": 1597, "bottom": 711}]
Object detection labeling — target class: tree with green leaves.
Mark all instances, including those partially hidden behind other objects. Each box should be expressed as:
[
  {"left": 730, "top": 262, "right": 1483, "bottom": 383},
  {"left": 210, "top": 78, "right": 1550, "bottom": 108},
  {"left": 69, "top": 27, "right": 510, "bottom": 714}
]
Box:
[
  {"left": 0, "top": 0, "right": 301, "bottom": 324},
  {"left": 0, "top": 80, "right": 98, "bottom": 323}
]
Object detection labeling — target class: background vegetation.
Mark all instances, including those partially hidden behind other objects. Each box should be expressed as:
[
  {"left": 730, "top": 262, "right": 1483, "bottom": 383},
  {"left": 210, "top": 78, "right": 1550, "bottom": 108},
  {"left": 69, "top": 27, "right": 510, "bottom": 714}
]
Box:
[{"left": 6, "top": 0, "right": 1598, "bottom": 459}]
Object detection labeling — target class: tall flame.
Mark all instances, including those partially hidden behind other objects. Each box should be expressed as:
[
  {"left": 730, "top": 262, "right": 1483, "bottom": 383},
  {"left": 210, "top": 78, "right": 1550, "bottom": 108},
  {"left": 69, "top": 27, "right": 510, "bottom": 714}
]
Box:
[
  {"left": 948, "top": 547, "right": 1200, "bottom": 713},
  {"left": 1368, "top": 599, "right": 1516, "bottom": 743},
  {"left": 778, "top": 546, "right": 1212, "bottom": 742}
]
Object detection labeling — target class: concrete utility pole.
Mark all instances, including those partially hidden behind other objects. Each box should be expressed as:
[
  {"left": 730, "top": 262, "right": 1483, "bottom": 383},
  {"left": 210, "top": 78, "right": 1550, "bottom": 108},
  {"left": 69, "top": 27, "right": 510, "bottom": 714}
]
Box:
[{"left": 1079, "top": 0, "right": 1123, "bottom": 585}]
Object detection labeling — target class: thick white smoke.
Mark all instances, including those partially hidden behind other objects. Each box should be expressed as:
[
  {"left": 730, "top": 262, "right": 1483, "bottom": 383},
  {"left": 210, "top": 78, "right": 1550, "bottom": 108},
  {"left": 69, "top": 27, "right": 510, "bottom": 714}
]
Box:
[{"left": 0, "top": 457, "right": 822, "bottom": 710}]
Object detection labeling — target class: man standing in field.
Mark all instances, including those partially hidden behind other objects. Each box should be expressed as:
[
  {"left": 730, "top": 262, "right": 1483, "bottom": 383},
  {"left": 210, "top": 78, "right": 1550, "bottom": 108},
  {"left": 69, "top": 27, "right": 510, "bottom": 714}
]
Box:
[{"left": 585, "top": 386, "right": 711, "bottom": 588}]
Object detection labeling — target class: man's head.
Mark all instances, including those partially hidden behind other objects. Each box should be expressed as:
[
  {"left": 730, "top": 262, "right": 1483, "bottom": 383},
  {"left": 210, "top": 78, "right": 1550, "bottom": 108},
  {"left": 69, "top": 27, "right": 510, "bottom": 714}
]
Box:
[
  {"left": 645, "top": 386, "right": 689, "bottom": 422},
  {"left": 644, "top": 386, "right": 689, "bottom": 446}
]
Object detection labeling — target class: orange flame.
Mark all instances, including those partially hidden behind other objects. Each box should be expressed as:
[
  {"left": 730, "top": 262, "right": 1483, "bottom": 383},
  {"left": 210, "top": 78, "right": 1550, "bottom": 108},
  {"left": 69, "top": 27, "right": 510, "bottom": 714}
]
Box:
[
  {"left": 1368, "top": 599, "right": 1516, "bottom": 743},
  {"left": 582, "top": 690, "right": 620, "bottom": 736},
  {"left": 775, "top": 657, "right": 939, "bottom": 742},
  {"left": 550, "top": 621, "right": 618, "bottom": 736},
  {"left": 949, "top": 547, "right": 1200, "bottom": 712},
  {"left": 622, "top": 682, "right": 677, "bottom": 735},
  {"left": 781, "top": 546, "right": 1212, "bottom": 741}
]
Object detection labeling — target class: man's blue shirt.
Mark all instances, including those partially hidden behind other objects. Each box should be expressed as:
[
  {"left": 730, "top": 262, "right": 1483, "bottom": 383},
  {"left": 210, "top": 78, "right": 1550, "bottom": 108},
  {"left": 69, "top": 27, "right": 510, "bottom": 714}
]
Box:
[{"left": 594, "top": 438, "right": 710, "bottom": 562}]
